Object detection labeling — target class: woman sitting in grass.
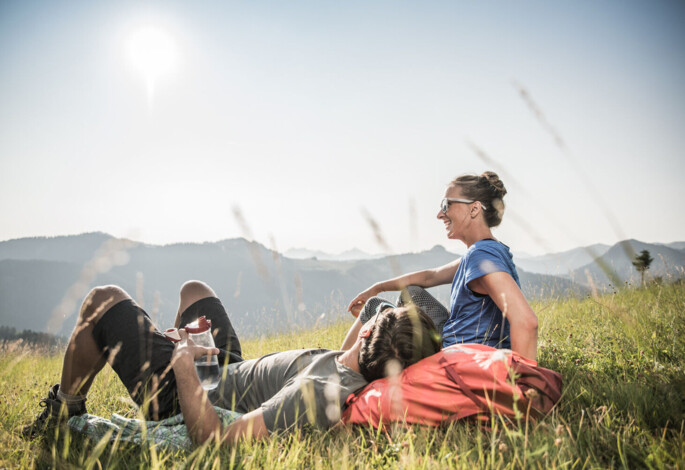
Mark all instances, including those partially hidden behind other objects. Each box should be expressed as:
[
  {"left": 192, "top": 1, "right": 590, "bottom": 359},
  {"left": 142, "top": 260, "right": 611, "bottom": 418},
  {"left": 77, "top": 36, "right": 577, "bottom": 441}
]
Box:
[{"left": 343, "top": 171, "right": 538, "bottom": 361}]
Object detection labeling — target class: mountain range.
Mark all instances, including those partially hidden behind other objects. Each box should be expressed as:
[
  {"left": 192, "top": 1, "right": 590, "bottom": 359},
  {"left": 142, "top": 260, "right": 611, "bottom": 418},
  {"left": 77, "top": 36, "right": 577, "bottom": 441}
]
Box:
[
  {"left": 284, "top": 247, "right": 386, "bottom": 261},
  {"left": 0, "top": 233, "right": 682, "bottom": 338}
]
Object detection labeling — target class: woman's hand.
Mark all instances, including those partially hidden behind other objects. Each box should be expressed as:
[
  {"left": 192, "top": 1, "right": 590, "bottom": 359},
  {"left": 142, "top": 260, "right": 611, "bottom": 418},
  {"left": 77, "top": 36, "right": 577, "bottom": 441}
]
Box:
[
  {"left": 346, "top": 285, "right": 381, "bottom": 317},
  {"left": 171, "top": 329, "right": 220, "bottom": 367}
]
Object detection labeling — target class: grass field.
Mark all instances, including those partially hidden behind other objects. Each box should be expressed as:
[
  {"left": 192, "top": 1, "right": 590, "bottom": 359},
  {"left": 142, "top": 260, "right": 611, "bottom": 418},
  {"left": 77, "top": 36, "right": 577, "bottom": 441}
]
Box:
[{"left": 1, "top": 282, "right": 683, "bottom": 469}]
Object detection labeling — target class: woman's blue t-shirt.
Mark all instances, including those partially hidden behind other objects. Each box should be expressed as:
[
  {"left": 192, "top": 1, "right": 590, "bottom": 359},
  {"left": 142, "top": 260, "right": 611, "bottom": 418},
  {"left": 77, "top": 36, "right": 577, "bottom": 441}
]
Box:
[{"left": 442, "top": 239, "right": 520, "bottom": 349}]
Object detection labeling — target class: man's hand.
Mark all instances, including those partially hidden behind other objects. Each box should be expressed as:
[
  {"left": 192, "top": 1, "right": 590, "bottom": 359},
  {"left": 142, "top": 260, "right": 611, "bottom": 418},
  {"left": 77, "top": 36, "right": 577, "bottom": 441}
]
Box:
[
  {"left": 171, "top": 329, "right": 270, "bottom": 447},
  {"left": 172, "top": 329, "right": 222, "bottom": 445},
  {"left": 171, "top": 329, "right": 219, "bottom": 366}
]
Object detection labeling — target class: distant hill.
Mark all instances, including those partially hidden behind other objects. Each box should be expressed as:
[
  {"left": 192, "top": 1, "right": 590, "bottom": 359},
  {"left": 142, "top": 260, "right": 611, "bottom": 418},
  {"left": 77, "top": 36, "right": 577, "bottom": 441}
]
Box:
[
  {"left": 0, "top": 259, "right": 83, "bottom": 333},
  {"left": 569, "top": 239, "right": 685, "bottom": 288},
  {"left": 283, "top": 247, "right": 332, "bottom": 260},
  {"left": 1, "top": 238, "right": 468, "bottom": 337},
  {"left": 661, "top": 241, "right": 685, "bottom": 251},
  {"left": 284, "top": 247, "right": 385, "bottom": 261},
  {"left": 1, "top": 234, "right": 681, "bottom": 338},
  {"left": 0, "top": 232, "right": 116, "bottom": 264},
  {"left": 515, "top": 243, "right": 611, "bottom": 276}
]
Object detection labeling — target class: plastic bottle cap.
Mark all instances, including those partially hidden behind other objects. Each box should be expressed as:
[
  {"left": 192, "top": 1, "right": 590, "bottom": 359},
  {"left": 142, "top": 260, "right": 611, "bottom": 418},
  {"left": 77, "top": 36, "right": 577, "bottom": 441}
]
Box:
[
  {"left": 185, "top": 316, "right": 212, "bottom": 334},
  {"left": 163, "top": 328, "right": 181, "bottom": 342}
]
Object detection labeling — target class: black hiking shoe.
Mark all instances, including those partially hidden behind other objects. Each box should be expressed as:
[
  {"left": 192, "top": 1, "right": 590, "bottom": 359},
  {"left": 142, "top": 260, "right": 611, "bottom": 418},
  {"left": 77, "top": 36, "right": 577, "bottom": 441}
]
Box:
[{"left": 20, "top": 384, "right": 87, "bottom": 439}]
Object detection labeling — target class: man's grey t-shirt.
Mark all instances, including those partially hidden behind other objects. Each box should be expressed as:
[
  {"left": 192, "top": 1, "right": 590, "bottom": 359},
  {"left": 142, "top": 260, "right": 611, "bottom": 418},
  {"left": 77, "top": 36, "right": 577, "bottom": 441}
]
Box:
[{"left": 207, "top": 349, "right": 368, "bottom": 433}]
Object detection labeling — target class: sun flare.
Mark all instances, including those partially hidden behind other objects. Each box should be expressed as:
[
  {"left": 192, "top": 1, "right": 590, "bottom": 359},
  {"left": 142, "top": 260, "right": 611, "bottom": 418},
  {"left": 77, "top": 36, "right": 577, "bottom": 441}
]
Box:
[{"left": 126, "top": 26, "right": 177, "bottom": 101}]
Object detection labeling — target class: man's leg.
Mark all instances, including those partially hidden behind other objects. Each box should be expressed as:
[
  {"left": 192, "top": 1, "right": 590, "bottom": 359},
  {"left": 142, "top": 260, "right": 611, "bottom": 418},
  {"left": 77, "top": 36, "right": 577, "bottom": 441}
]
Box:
[
  {"left": 397, "top": 286, "right": 449, "bottom": 333},
  {"left": 22, "top": 285, "right": 131, "bottom": 438},
  {"left": 174, "top": 280, "right": 243, "bottom": 364},
  {"left": 174, "top": 280, "right": 218, "bottom": 326},
  {"left": 60, "top": 285, "right": 132, "bottom": 396},
  {"left": 90, "top": 295, "right": 179, "bottom": 421}
]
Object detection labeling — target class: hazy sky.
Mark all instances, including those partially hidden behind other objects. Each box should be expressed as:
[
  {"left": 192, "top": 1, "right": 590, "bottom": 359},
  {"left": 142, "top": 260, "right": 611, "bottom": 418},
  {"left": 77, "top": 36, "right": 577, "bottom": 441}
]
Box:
[{"left": 1, "top": 0, "right": 683, "bottom": 256}]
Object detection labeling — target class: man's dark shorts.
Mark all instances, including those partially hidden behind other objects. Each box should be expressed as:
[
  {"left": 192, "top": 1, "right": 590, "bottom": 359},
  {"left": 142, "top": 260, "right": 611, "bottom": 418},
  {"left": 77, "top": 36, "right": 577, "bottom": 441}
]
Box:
[{"left": 91, "top": 297, "right": 243, "bottom": 420}]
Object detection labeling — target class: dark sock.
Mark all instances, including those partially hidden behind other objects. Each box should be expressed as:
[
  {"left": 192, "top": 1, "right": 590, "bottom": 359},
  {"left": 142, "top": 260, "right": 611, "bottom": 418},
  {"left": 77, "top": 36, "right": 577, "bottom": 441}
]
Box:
[{"left": 56, "top": 390, "right": 86, "bottom": 414}]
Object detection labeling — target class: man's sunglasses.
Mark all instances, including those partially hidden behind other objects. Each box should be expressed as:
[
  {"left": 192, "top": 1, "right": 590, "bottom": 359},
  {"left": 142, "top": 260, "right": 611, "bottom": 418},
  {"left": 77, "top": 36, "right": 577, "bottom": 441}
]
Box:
[
  {"left": 361, "top": 301, "right": 394, "bottom": 338},
  {"left": 440, "top": 197, "right": 487, "bottom": 214}
]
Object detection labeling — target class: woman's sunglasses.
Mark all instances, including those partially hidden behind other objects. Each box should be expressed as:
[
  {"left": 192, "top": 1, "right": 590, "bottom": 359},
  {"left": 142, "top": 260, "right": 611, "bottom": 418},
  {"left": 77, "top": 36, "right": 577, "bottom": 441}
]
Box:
[{"left": 440, "top": 197, "right": 481, "bottom": 213}]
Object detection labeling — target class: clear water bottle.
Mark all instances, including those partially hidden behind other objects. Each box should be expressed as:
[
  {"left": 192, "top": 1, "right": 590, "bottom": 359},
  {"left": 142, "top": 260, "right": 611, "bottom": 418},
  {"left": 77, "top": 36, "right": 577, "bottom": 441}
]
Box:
[{"left": 185, "top": 316, "right": 220, "bottom": 390}]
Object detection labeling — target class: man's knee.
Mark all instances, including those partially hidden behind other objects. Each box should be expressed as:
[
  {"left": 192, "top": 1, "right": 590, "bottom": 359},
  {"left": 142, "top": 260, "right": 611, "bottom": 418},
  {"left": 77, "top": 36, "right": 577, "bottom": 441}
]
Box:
[
  {"left": 398, "top": 285, "right": 427, "bottom": 305},
  {"left": 81, "top": 285, "right": 131, "bottom": 323},
  {"left": 178, "top": 280, "right": 217, "bottom": 312},
  {"left": 405, "top": 285, "right": 427, "bottom": 296}
]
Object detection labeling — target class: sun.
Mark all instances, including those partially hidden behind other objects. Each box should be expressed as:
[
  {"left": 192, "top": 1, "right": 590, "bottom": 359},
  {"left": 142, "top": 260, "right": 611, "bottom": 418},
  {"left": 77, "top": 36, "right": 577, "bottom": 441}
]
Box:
[{"left": 126, "top": 26, "right": 177, "bottom": 101}]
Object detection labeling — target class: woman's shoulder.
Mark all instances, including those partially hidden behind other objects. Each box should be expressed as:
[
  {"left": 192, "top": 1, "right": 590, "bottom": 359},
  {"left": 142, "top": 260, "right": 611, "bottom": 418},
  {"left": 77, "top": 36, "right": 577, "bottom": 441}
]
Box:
[
  {"left": 462, "top": 240, "right": 517, "bottom": 278},
  {"left": 469, "top": 239, "right": 511, "bottom": 257},
  {"left": 463, "top": 240, "right": 514, "bottom": 268}
]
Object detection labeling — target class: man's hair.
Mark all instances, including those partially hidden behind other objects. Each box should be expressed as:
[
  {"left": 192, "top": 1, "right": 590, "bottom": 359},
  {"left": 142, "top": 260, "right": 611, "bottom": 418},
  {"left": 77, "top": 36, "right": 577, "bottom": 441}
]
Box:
[{"left": 358, "top": 306, "right": 441, "bottom": 382}]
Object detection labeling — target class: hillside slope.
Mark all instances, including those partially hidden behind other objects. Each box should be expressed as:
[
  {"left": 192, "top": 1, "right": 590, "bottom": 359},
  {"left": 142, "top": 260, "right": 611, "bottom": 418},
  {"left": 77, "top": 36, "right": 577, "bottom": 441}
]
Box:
[{"left": 571, "top": 239, "right": 685, "bottom": 287}]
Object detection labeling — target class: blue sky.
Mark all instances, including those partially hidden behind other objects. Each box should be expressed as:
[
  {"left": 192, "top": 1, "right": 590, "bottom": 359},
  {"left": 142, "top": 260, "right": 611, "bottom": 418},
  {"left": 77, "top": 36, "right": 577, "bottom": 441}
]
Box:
[{"left": 1, "top": 0, "right": 683, "bottom": 256}]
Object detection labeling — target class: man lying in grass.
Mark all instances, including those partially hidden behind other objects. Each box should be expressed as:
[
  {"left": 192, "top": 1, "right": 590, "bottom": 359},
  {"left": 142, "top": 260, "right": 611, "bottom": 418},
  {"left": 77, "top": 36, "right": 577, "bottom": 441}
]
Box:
[{"left": 22, "top": 280, "right": 440, "bottom": 446}]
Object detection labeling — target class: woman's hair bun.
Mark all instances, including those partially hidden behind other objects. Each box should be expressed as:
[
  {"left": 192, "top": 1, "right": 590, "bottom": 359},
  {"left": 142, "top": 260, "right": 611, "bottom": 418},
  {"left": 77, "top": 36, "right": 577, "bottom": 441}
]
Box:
[
  {"left": 480, "top": 171, "right": 507, "bottom": 198},
  {"left": 450, "top": 171, "right": 508, "bottom": 227}
]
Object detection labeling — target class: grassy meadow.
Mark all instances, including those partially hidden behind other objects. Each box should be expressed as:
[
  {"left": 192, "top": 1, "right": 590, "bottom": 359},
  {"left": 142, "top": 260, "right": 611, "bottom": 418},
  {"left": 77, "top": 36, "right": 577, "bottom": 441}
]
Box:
[{"left": 0, "top": 282, "right": 683, "bottom": 469}]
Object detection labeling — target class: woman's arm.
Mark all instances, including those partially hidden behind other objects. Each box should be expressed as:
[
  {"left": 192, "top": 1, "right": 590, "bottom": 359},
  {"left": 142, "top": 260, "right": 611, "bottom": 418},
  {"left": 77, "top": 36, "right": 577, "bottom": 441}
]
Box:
[
  {"left": 346, "top": 258, "right": 461, "bottom": 316},
  {"left": 468, "top": 272, "right": 538, "bottom": 361}
]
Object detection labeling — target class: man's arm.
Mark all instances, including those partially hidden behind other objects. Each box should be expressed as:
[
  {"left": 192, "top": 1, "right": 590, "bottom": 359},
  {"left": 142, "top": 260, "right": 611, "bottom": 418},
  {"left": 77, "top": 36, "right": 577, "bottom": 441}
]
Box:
[
  {"left": 340, "top": 317, "right": 362, "bottom": 350},
  {"left": 172, "top": 331, "right": 269, "bottom": 446},
  {"left": 219, "top": 409, "right": 269, "bottom": 446}
]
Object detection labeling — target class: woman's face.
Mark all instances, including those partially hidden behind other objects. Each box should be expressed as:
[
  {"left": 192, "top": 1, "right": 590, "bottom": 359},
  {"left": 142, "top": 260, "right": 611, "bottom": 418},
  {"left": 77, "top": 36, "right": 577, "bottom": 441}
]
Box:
[{"left": 437, "top": 185, "right": 473, "bottom": 240}]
